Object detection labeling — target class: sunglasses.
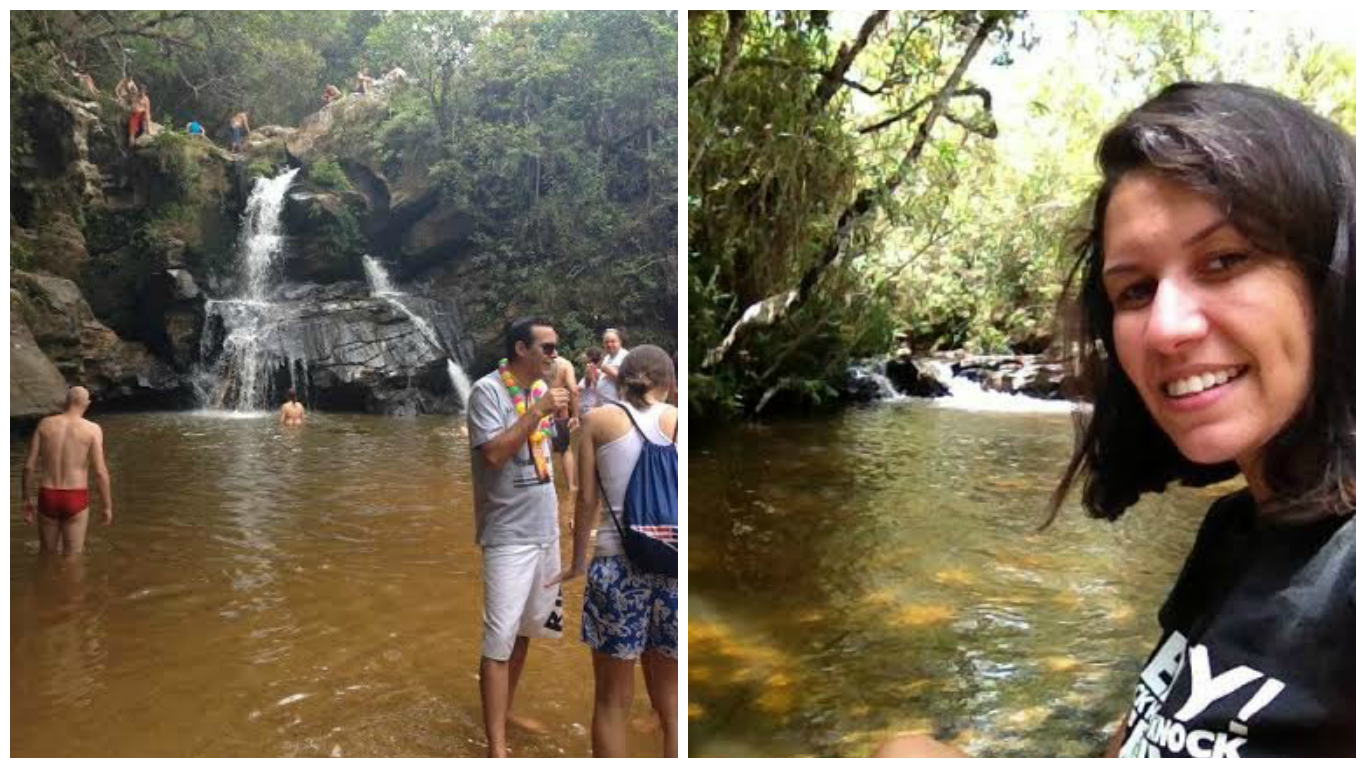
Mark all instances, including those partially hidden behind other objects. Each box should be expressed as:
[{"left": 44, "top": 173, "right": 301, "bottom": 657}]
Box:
[{"left": 539, "top": 342, "right": 558, "bottom": 354}]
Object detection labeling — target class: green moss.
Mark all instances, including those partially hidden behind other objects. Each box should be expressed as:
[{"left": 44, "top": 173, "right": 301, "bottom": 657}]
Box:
[
  {"left": 307, "top": 156, "right": 352, "bottom": 191},
  {"left": 11, "top": 239, "right": 35, "bottom": 273},
  {"left": 308, "top": 202, "right": 364, "bottom": 262},
  {"left": 149, "top": 131, "right": 203, "bottom": 202},
  {"left": 245, "top": 157, "right": 277, "bottom": 181}
]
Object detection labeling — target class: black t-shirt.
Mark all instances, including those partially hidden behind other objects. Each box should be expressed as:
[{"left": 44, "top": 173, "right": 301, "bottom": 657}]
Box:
[{"left": 1118, "top": 491, "right": 1355, "bottom": 758}]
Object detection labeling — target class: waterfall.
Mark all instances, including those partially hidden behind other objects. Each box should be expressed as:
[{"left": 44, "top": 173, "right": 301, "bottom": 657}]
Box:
[
  {"left": 200, "top": 168, "right": 299, "bottom": 412},
  {"left": 921, "top": 360, "right": 1077, "bottom": 414},
  {"left": 362, "top": 255, "right": 473, "bottom": 408},
  {"left": 241, "top": 168, "right": 300, "bottom": 301},
  {"left": 848, "top": 357, "right": 1079, "bottom": 414}
]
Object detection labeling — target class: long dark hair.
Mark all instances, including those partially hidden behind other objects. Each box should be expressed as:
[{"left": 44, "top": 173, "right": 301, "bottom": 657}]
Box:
[{"left": 1049, "top": 81, "right": 1355, "bottom": 524}]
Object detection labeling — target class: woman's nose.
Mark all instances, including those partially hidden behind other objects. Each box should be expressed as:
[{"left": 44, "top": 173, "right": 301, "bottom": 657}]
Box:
[{"left": 1145, "top": 279, "right": 1208, "bottom": 354}]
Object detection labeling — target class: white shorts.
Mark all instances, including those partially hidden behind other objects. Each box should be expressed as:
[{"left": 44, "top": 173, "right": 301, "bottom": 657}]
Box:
[{"left": 482, "top": 541, "right": 564, "bottom": 661}]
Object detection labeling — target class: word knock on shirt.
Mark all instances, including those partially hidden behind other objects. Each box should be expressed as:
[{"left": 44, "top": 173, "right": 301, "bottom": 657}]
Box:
[{"left": 1119, "top": 630, "right": 1286, "bottom": 758}]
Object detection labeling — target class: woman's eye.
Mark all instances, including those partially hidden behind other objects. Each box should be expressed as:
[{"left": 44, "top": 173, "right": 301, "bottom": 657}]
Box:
[
  {"left": 1113, "top": 281, "right": 1154, "bottom": 309},
  {"left": 1206, "top": 252, "right": 1250, "bottom": 273}
]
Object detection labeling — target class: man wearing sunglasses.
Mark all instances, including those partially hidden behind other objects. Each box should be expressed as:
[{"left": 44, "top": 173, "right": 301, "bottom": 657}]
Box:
[{"left": 466, "top": 316, "right": 571, "bottom": 757}]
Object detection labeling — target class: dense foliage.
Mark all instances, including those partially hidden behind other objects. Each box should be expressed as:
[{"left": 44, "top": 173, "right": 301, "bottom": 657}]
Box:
[
  {"left": 689, "top": 10, "right": 1355, "bottom": 419},
  {"left": 11, "top": 10, "right": 679, "bottom": 357}
]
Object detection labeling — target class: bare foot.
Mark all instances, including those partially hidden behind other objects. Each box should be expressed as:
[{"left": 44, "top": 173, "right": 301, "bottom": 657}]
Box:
[{"left": 508, "top": 713, "right": 548, "bottom": 735}]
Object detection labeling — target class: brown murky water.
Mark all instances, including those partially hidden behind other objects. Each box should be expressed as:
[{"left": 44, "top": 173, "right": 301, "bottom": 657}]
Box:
[
  {"left": 689, "top": 403, "right": 1236, "bottom": 757},
  {"left": 10, "top": 412, "right": 663, "bottom": 757}
]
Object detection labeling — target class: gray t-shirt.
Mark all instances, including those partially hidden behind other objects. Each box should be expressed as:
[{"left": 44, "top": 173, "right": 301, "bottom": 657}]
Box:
[
  {"left": 596, "top": 348, "right": 629, "bottom": 403},
  {"left": 467, "top": 370, "right": 558, "bottom": 546}
]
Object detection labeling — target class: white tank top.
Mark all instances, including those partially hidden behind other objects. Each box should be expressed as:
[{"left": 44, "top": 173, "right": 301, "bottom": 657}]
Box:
[{"left": 594, "top": 401, "right": 674, "bottom": 557}]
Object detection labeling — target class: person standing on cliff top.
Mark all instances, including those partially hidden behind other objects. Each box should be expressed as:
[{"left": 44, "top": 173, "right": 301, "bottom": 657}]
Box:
[
  {"left": 230, "top": 110, "right": 251, "bottom": 152},
  {"left": 21, "top": 387, "right": 113, "bottom": 557}
]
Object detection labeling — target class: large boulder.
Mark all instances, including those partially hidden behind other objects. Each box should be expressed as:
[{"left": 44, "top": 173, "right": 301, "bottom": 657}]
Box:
[
  {"left": 28, "top": 211, "right": 89, "bottom": 280},
  {"left": 10, "top": 291, "right": 68, "bottom": 422},
  {"left": 885, "top": 352, "right": 950, "bottom": 397},
  {"left": 11, "top": 270, "right": 187, "bottom": 407},
  {"left": 953, "top": 354, "right": 1070, "bottom": 400},
  {"left": 199, "top": 281, "right": 469, "bottom": 415},
  {"left": 282, "top": 190, "right": 367, "bottom": 283},
  {"left": 138, "top": 268, "right": 207, "bottom": 371}
]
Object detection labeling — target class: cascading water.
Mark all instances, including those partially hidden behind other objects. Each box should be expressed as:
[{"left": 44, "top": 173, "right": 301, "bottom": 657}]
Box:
[
  {"left": 195, "top": 169, "right": 469, "bottom": 415},
  {"left": 847, "top": 357, "right": 1078, "bottom": 414},
  {"left": 200, "top": 168, "right": 300, "bottom": 412},
  {"left": 362, "top": 255, "right": 473, "bottom": 409}
]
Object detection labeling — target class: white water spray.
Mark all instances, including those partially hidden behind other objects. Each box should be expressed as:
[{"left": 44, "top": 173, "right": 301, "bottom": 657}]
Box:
[{"left": 362, "top": 255, "right": 473, "bottom": 408}]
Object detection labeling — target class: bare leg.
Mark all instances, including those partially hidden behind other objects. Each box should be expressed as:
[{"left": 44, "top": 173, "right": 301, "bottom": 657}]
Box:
[
  {"left": 37, "top": 513, "right": 63, "bottom": 555},
  {"left": 61, "top": 509, "right": 91, "bottom": 556},
  {"left": 506, "top": 636, "right": 545, "bottom": 733},
  {"left": 591, "top": 651, "right": 636, "bottom": 757},
  {"left": 480, "top": 636, "right": 531, "bottom": 758},
  {"left": 481, "top": 655, "right": 512, "bottom": 758},
  {"left": 641, "top": 649, "right": 678, "bottom": 757}
]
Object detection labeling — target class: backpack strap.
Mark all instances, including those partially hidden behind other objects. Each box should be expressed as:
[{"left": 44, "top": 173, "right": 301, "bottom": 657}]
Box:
[
  {"left": 597, "top": 467, "right": 628, "bottom": 542},
  {"left": 611, "top": 401, "right": 648, "bottom": 441},
  {"left": 614, "top": 401, "right": 677, "bottom": 444},
  {"left": 597, "top": 401, "right": 671, "bottom": 541}
]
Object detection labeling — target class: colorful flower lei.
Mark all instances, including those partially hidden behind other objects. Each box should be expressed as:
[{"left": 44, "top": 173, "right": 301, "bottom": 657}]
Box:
[{"left": 499, "top": 358, "right": 554, "bottom": 442}]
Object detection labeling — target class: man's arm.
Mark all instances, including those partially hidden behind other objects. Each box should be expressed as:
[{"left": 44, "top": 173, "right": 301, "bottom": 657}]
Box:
[
  {"left": 279, "top": 405, "right": 288, "bottom": 424},
  {"left": 90, "top": 425, "right": 113, "bottom": 525},
  {"left": 21, "top": 427, "right": 43, "bottom": 523},
  {"left": 477, "top": 389, "right": 568, "bottom": 471},
  {"left": 564, "top": 363, "right": 580, "bottom": 425}
]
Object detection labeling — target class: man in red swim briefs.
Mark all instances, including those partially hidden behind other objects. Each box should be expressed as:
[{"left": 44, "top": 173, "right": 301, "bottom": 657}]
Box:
[{"left": 21, "top": 386, "right": 114, "bottom": 556}]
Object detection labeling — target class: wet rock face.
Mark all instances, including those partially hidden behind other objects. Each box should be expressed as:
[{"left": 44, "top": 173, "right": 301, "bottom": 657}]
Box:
[
  {"left": 282, "top": 190, "right": 368, "bottom": 283},
  {"left": 886, "top": 354, "right": 951, "bottom": 398},
  {"left": 11, "top": 81, "right": 536, "bottom": 415},
  {"left": 201, "top": 282, "right": 467, "bottom": 415},
  {"left": 951, "top": 354, "right": 1069, "bottom": 400},
  {"left": 10, "top": 292, "right": 68, "bottom": 422},
  {"left": 11, "top": 271, "right": 192, "bottom": 409}
]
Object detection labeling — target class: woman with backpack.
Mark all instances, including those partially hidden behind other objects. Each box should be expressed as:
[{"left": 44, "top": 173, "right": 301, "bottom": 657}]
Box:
[{"left": 548, "top": 345, "right": 679, "bottom": 757}]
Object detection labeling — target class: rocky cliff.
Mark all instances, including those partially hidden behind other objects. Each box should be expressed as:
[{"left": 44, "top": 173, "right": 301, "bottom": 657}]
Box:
[{"left": 11, "top": 79, "right": 669, "bottom": 422}]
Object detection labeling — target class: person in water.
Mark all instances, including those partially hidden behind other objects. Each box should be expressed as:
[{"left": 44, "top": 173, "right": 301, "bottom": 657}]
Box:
[
  {"left": 21, "top": 387, "right": 114, "bottom": 556},
  {"left": 549, "top": 355, "right": 581, "bottom": 498},
  {"left": 279, "top": 388, "right": 305, "bottom": 425},
  {"left": 878, "top": 82, "right": 1354, "bottom": 758},
  {"left": 549, "top": 345, "right": 680, "bottom": 757},
  {"left": 466, "top": 317, "right": 570, "bottom": 757}
]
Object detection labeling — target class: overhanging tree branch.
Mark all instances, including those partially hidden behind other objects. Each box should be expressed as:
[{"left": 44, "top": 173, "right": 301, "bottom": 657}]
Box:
[
  {"left": 808, "top": 10, "right": 888, "bottom": 113},
  {"left": 704, "top": 12, "right": 1002, "bottom": 371},
  {"left": 858, "top": 85, "right": 994, "bottom": 135}
]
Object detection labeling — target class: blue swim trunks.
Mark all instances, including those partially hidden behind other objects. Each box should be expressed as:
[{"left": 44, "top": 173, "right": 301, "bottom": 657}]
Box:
[{"left": 582, "top": 555, "right": 678, "bottom": 660}]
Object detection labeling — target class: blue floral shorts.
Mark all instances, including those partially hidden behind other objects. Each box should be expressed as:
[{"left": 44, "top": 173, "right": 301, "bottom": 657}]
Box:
[{"left": 581, "top": 555, "right": 678, "bottom": 660}]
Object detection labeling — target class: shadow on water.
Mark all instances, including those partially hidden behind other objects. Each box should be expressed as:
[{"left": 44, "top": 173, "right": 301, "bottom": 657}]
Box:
[
  {"left": 689, "top": 402, "right": 1233, "bottom": 757},
  {"left": 11, "top": 412, "right": 662, "bottom": 757}
]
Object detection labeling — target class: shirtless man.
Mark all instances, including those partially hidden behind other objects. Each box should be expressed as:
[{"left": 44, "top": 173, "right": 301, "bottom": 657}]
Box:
[
  {"left": 114, "top": 76, "right": 137, "bottom": 107},
  {"left": 356, "top": 68, "right": 375, "bottom": 95},
  {"left": 548, "top": 356, "right": 580, "bottom": 496},
  {"left": 230, "top": 110, "right": 251, "bottom": 152},
  {"left": 129, "top": 89, "right": 152, "bottom": 146},
  {"left": 21, "top": 387, "right": 113, "bottom": 557},
  {"left": 279, "top": 388, "right": 306, "bottom": 425}
]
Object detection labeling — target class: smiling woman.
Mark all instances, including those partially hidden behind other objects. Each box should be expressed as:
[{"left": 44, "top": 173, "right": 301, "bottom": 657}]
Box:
[
  {"left": 1053, "top": 82, "right": 1354, "bottom": 758},
  {"left": 875, "top": 80, "right": 1354, "bottom": 760},
  {"left": 1056, "top": 82, "right": 1354, "bottom": 522}
]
